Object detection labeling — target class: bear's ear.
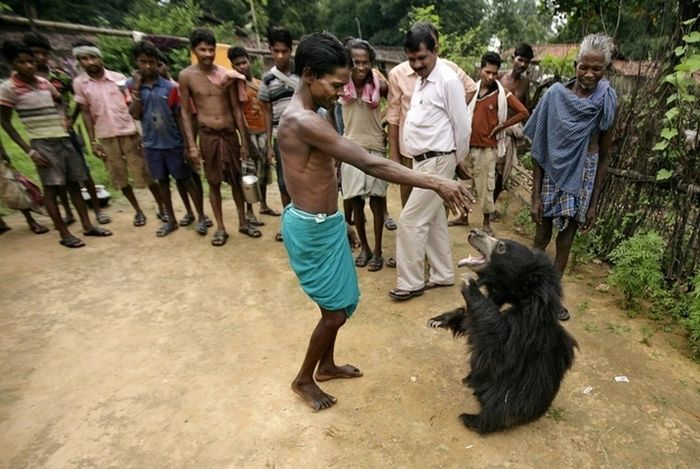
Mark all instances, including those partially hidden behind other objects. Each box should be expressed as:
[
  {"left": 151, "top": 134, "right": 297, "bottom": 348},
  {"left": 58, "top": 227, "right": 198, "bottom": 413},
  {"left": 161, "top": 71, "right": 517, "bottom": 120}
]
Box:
[{"left": 496, "top": 241, "right": 507, "bottom": 255}]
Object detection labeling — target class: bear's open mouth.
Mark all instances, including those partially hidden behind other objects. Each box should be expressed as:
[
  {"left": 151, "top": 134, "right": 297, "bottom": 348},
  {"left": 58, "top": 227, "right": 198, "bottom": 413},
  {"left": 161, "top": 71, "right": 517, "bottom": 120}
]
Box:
[{"left": 457, "top": 237, "right": 488, "bottom": 268}]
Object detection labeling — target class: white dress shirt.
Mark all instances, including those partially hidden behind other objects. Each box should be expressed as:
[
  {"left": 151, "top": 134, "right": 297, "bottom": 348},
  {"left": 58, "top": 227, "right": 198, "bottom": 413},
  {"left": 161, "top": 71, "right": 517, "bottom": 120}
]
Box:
[{"left": 402, "top": 60, "right": 470, "bottom": 161}]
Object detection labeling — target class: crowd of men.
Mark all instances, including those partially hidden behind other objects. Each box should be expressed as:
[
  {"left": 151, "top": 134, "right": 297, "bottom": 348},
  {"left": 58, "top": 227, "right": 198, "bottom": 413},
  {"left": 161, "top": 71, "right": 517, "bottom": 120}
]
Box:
[{"left": 0, "top": 25, "right": 617, "bottom": 410}]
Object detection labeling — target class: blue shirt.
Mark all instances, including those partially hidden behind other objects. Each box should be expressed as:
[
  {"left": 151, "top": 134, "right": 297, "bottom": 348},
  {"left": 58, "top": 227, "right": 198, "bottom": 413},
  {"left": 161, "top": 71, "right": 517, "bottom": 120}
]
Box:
[{"left": 128, "top": 76, "right": 183, "bottom": 149}]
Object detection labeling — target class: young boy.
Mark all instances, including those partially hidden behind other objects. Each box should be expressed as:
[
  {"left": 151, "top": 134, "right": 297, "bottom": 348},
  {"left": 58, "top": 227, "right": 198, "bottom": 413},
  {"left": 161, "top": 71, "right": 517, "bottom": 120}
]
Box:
[
  {"left": 127, "top": 41, "right": 207, "bottom": 237},
  {"left": 0, "top": 41, "right": 111, "bottom": 247}
]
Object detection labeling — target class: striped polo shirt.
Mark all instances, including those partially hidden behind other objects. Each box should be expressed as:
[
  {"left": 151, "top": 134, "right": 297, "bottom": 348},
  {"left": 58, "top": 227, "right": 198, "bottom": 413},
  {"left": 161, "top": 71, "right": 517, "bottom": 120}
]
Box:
[
  {"left": 258, "top": 66, "right": 299, "bottom": 136},
  {"left": 0, "top": 74, "right": 68, "bottom": 140}
]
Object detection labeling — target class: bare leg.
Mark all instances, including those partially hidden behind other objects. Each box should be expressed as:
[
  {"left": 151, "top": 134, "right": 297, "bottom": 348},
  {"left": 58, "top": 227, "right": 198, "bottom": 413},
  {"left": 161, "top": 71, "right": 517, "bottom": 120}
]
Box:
[
  {"left": 229, "top": 174, "right": 255, "bottom": 232},
  {"left": 482, "top": 213, "right": 491, "bottom": 232},
  {"left": 148, "top": 182, "right": 165, "bottom": 217},
  {"left": 292, "top": 308, "right": 359, "bottom": 410},
  {"left": 533, "top": 217, "right": 554, "bottom": 251},
  {"left": 175, "top": 177, "right": 194, "bottom": 217},
  {"left": 58, "top": 188, "right": 74, "bottom": 224},
  {"left": 369, "top": 196, "right": 384, "bottom": 259},
  {"left": 44, "top": 185, "right": 76, "bottom": 240},
  {"left": 121, "top": 185, "right": 144, "bottom": 216},
  {"left": 20, "top": 209, "right": 48, "bottom": 234},
  {"left": 554, "top": 220, "right": 579, "bottom": 276},
  {"left": 352, "top": 196, "right": 370, "bottom": 256},
  {"left": 493, "top": 172, "right": 504, "bottom": 204},
  {"left": 83, "top": 173, "right": 104, "bottom": 216},
  {"left": 208, "top": 183, "right": 226, "bottom": 233},
  {"left": 67, "top": 181, "right": 95, "bottom": 232}
]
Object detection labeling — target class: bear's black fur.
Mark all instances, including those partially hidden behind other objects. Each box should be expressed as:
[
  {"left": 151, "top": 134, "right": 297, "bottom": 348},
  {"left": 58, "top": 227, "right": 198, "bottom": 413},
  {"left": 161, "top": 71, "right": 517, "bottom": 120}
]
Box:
[{"left": 429, "top": 230, "right": 578, "bottom": 434}]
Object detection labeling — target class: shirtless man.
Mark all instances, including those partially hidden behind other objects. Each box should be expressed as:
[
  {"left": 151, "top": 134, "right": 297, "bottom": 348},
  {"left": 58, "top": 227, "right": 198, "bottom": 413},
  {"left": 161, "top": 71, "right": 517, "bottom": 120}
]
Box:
[
  {"left": 179, "top": 28, "right": 256, "bottom": 246},
  {"left": 278, "top": 32, "right": 474, "bottom": 411}
]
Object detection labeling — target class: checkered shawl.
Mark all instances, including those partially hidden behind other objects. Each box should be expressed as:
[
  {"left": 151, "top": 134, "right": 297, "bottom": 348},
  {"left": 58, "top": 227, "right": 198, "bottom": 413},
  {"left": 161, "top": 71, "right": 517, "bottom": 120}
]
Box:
[
  {"left": 541, "top": 152, "right": 597, "bottom": 230},
  {"left": 523, "top": 79, "right": 617, "bottom": 196}
]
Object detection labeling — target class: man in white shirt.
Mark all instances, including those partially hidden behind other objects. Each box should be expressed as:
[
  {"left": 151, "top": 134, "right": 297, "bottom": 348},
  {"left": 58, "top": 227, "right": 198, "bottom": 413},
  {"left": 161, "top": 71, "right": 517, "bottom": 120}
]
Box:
[{"left": 389, "top": 25, "right": 471, "bottom": 300}]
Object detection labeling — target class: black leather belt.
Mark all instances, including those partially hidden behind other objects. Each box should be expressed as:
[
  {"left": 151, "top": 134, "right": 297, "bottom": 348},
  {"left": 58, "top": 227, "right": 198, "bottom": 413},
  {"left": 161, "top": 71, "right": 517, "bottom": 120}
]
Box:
[{"left": 413, "top": 150, "right": 453, "bottom": 162}]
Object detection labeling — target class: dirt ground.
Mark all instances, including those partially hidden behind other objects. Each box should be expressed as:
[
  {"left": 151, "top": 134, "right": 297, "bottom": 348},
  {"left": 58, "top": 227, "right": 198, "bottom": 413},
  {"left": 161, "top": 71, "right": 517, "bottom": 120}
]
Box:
[{"left": 1, "top": 185, "right": 699, "bottom": 468}]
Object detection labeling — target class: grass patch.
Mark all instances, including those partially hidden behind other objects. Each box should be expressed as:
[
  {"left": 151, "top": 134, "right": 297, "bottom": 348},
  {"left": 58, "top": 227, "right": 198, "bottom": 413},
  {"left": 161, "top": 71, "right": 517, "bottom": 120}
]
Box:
[
  {"left": 583, "top": 322, "right": 599, "bottom": 333},
  {"left": 606, "top": 323, "right": 631, "bottom": 336},
  {"left": 546, "top": 407, "right": 565, "bottom": 423}
]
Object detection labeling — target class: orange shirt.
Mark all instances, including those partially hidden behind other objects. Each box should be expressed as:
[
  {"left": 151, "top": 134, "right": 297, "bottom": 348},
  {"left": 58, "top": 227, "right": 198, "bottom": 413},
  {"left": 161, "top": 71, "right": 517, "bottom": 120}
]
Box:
[
  {"left": 470, "top": 89, "right": 528, "bottom": 148},
  {"left": 243, "top": 78, "right": 265, "bottom": 134}
]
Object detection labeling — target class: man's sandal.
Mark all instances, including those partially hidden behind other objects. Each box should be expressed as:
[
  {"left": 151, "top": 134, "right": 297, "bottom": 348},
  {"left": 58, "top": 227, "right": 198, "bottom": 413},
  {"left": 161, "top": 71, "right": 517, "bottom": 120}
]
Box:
[
  {"left": 388, "top": 287, "right": 425, "bottom": 301},
  {"left": 368, "top": 255, "right": 384, "bottom": 272},
  {"left": 133, "top": 213, "right": 147, "bottom": 227},
  {"left": 179, "top": 214, "right": 195, "bottom": 226},
  {"left": 239, "top": 224, "right": 262, "bottom": 238},
  {"left": 96, "top": 212, "right": 111, "bottom": 224},
  {"left": 83, "top": 227, "right": 113, "bottom": 237},
  {"left": 211, "top": 229, "right": 229, "bottom": 247},
  {"left": 156, "top": 222, "right": 178, "bottom": 237},
  {"left": 59, "top": 235, "right": 85, "bottom": 248}
]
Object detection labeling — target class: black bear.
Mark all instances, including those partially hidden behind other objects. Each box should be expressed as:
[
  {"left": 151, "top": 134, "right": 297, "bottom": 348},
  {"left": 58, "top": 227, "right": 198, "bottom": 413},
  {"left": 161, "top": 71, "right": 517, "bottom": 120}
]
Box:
[{"left": 428, "top": 229, "right": 578, "bottom": 434}]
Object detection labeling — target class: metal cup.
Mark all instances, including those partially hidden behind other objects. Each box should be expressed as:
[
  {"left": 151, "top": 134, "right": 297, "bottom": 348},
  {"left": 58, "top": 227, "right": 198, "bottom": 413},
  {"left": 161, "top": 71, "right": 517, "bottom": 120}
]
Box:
[{"left": 241, "top": 174, "right": 262, "bottom": 204}]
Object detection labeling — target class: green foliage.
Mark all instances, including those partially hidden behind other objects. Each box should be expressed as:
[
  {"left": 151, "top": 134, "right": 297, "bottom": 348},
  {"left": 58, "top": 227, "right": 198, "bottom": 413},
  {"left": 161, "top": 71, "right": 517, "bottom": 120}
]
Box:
[
  {"left": 514, "top": 205, "right": 536, "bottom": 237},
  {"left": 608, "top": 231, "right": 665, "bottom": 309},
  {"left": 538, "top": 51, "right": 576, "bottom": 80},
  {"left": 639, "top": 324, "right": 654, "bottom": 346},
  {"left": 98, "top": 36, "right": 135, "bottom": 75},
  {"left": 685, "top": 272, "right": 700, "bottom": 357},
  {"left": 545, "top": 406, "right": 565, "bottom": 422},
  {"left": 653, "top": 19, "right": 700, "bottom": 173},
  {"left": 568, "top": 231, "right": 595, "bottom": 274}
]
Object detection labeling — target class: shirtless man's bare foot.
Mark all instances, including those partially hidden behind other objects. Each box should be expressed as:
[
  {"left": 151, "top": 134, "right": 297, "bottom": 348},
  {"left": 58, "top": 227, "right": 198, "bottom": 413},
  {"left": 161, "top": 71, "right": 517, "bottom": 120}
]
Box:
[
  {"left": 314, "top": 364, "right": 363, "bottom": 382},
  {"left": 292, "top": 379, "right": 337, "bottom": 411}
]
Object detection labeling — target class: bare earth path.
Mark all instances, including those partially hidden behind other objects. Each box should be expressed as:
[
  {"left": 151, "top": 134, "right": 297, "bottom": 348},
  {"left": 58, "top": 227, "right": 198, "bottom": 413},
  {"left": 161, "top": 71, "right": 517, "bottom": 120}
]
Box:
[{"left": 1, "top": 186, "right": 698, "bottom": 468}]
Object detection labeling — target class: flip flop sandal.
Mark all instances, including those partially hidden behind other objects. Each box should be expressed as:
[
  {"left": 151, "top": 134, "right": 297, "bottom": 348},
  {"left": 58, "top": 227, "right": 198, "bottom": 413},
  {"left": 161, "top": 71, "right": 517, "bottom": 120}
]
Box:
[
  {"left": 133, "top": 213, "right": 147, "bottom": 227},
  {"left": 426, "top": 282, "right": 454, "bottom": 289},
  {"left": 63, "top": 216, "right": 76, "bottom": 226},
  {"left": 386, "top": 257, "right": 397, "bottom": 268},
  {"left": 203, "top": 215, "right": 214, "bottom": 228},
  {"left": 355, "top": 251, "right": 372, "bottom": 267},
  {"left": 384, "top": 217, "right": 397, "bottom": 231},
  {"left": 275, "top": 232, "right": 283, "bottom": 242},
  {"left": 260, "top": 208, "right": 281, "bottom": 216},
  {"left": 195, "top": 220, "right": 208, "bottom": 236},
  {"left": 368, "top": 255, "right": 384, "bottom": 272},
  {"left": 83, "top": 227, "right": 113, "bottom": 237},
  {"left": 482, "top": 226, "right": 495, "bottom": 236},
  {"left": 30, "top": 224, "right": 49, "bottom": 234},
  {"left": 96, "top": 212, "right": 112, "bottom": 224},
  {"left": 156, "top": 223, "right": 178, "bottom": 237},
  {"left": 211, "top": 230, "right": 229, "bottom": 246},
  {"left": 0, "top": 226, "right": 12, "bottom": 235},
  {"left": 239, "top": 224, "right": 262, "bottom": 238},
  {"left": 179, "top": 214, "right": 195, "bottom": 226},
  {"left": 59, "top": 235, "right": 85, "bottom": 248},
  {"left": 246, "top": 218, "right": 265, "bottom": 227},
  {"left": 388, "top": 287, "right": 425, "bottom": 301},
  {"left": 156, "top": 211, "right": 170, "bottom": 223}
]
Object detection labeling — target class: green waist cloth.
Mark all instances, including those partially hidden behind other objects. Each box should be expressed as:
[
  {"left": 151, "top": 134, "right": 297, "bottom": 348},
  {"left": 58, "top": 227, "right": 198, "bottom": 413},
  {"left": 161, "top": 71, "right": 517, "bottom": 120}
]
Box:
[{"left": 282, "top": 205, "right": 359, "bottom": 317}]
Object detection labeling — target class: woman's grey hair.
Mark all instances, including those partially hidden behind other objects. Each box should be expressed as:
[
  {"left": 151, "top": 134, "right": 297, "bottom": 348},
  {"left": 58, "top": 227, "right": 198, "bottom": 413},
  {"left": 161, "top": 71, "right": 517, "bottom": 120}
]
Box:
[{"left": 577, "top": 33, "right": 614, "bottom": 65}]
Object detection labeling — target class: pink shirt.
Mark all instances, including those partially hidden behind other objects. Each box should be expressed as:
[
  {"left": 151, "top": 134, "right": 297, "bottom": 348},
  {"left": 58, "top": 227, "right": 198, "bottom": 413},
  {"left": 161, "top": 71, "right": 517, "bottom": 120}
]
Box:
[
  {"left": 73, "top": 69, "right": 136, "bottom": 139},
  {"left": 387, "top": 59, "right": 477, "bottom": 157}
]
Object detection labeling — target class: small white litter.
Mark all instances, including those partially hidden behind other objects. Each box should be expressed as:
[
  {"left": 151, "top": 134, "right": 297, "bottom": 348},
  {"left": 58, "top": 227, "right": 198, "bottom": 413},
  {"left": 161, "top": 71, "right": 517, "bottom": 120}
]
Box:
[
  {"left": 583, "top": 386, "right": 593, "bottom": 395},
  {"left": 614, "top": 376, "right": 630, "bottom": 383}
]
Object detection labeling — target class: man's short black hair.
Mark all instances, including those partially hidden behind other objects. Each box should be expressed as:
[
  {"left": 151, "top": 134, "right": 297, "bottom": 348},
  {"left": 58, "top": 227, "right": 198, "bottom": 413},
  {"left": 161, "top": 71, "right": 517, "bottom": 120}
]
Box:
[
  {"left": 414, "top": 22, "right": 439, "bottom": 42},
  {"left": 403, "top": 24, "right": 436, "bottom": 53},
  {"left": 132, "top": 40, "right": 160, "bottom": 60},
  {"left": 481, "top": 51, "right": 502, "bottom": 68},
  {"left": 514, "top": 43, "right": 534, "bottom": 61},
  {"left": 22, "top": 33, "right": 51, "bottom": 51},
  {"left": 227, "top": 45, "right": 249, "bottom": 62},
  {"left": 267, "top": 27, "right": 292, "bottom": 48},
  {"left": 294, "top": 32, "right": 349, "bottom": 77},
  {"left": 156, "top": 50, "right": 169, "bottom": 65},
  {"left": 72, "top": 39, "right": 97, "bottom": 48},
  {"left": 1, "top": 40, "right": 33, "bottom": 62},
  {"left": 190, "top": 28, "right": 216, "bottom": 48}
]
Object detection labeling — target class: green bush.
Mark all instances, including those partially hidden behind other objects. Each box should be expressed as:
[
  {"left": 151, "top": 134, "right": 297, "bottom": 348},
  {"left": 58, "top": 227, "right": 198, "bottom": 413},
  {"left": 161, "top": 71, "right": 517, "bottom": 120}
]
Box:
[
  {"left": 608, "top": 232, "right": 665, "bottom": 310},
  {"left": 685, "top": 272, "right": 700, "bottom": 357}
]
